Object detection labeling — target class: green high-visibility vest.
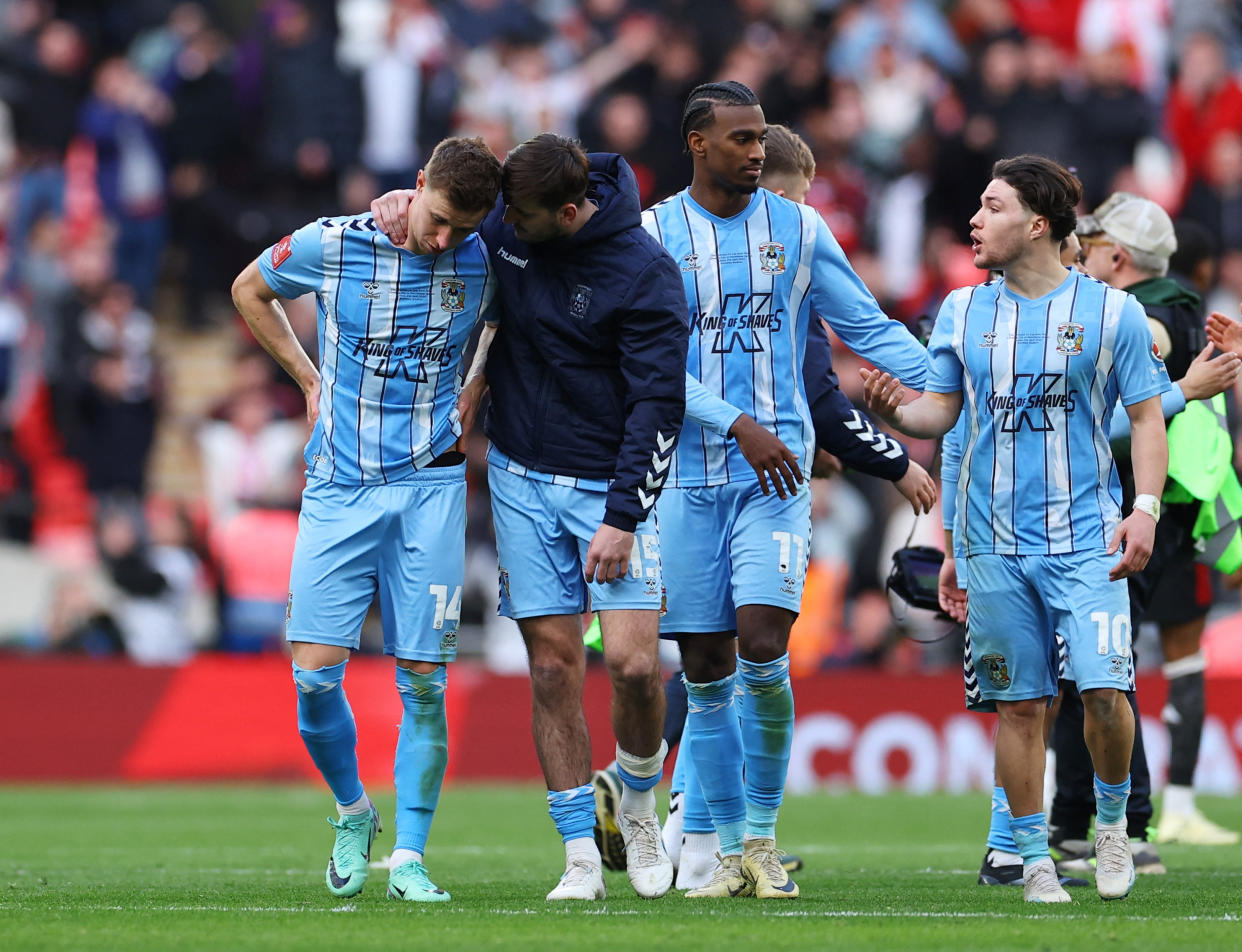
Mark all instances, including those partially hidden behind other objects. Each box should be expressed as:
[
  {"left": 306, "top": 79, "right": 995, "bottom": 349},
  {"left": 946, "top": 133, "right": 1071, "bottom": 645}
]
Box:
[{"left": 1164, "top": 394, "right": 1242, "bottom": 573}]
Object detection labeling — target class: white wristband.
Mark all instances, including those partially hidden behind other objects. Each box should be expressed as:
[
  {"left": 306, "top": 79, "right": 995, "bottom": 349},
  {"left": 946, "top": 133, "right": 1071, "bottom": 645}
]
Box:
[{"left": 1133, "top": 493, "right": 1161, "bottom": 524}]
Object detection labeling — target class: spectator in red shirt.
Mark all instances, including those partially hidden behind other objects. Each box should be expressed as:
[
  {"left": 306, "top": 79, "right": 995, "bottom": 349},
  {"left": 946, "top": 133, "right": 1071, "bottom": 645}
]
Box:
[{"left": 1166, "top": 32, "right": 1242, "bottom": 202}]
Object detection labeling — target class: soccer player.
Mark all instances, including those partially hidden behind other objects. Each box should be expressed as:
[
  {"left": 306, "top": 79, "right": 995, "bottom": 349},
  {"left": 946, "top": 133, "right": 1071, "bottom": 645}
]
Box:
[
  {"left": 643, "top": 82, "right": 932, "bottom": 899},
  {"left": 229, "top": 136, "right": 503, "bottom": 902},
  {"left": 637, "top": 122, "right": 935, "bottom": 890},
  {"left": 371, "top": 133, "right": 689, "bottom": 901},
  {"left": 864, "top": 154, "right": 1170, "bottom": 903},
  {"left": 1077, "top": 194, "right": 1240, "bottom": 848}
]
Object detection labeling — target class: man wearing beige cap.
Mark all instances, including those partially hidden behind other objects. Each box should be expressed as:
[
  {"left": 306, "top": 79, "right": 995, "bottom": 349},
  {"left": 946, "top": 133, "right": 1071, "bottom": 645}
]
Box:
[{"left": 1077, "top": 192, "right": 1240, "bottom": 849}]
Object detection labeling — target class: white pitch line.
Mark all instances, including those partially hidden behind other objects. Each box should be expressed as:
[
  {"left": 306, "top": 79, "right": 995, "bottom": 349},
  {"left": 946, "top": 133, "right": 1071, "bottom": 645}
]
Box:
[{"left": 11, "top": 906, "right": 1240, "bottom": 923}]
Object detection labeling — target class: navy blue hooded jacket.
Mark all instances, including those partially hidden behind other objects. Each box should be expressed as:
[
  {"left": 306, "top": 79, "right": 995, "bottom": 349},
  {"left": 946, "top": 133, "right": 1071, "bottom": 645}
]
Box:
[{"left": 479, "top": 154, "right": 687, "bottom": 532}]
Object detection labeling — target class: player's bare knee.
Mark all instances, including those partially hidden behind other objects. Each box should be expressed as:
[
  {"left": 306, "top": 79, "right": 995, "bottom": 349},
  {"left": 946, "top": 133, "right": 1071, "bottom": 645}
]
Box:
[
  {"left": 738, "top": 633, "right": 788, "bottom": 665},
  {"left": 396, "top": 658, "right": 441, "bottom": 674},
  {"left": 290, "top": 641, "right": 350, "bottom": 669},
  {"left": 606, "top": 652, "right": 660, "bottom": 697},
  {"left": 997, "top": 698, "right": 1046, "bottom": 734},
  {"left": 1081, "top": 687, "right": 1131, "bottom": 728},
  {"left": 527, "top": 652, "right": 583, "bottom": 702},
  {"left": 677, "top": 635, "right": 735, "bottom": 683}
]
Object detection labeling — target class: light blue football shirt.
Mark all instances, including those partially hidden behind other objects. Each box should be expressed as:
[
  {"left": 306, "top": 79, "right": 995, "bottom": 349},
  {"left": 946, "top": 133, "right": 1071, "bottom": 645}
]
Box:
[
  {"left": 258, "top": 214, "right": 496, "bottom": 485},
  {"left": 926, "top": 270, "right": 1170, "bottom": 556},
  {"left": 642, "top": 188, "right": 928, "bottom": 487}
]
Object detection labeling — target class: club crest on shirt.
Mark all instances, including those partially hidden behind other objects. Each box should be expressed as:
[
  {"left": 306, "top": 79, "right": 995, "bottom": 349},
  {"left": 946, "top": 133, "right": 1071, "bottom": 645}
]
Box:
[
  {"left": 980, "top": 653, "right": 1011, "bottom": 689},
  {"left": 440, "top": 279, "right": 466, "bottom": 312},
  {"left": 980, "top": 331, "right": 998, "bottom": 348},
  {"left": 360, "top": 280, "right": 380, "bottom": 301},
  {"left": 758, "top": 241, "right": 786, "bottom": 274},
  {"left": 1055, "top": 322, "right": 1084, "bottom": 356},
  {"left": 680, "top": 252, "right": 701, "bottom": 272},
  {"left": 569, "top": 284, "right": 592, "bottom": 320}
]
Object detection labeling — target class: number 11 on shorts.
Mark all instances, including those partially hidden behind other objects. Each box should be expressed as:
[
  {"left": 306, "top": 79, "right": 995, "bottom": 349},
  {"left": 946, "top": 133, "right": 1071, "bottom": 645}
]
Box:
[{"left": 771, "top": 531, "right": 806, "bottom": 577}]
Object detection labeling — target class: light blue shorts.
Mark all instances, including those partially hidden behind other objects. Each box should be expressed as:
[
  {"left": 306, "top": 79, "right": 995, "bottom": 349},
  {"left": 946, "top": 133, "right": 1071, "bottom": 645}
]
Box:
[
  {"left": 965, "top": 549, "right": 1133, "bottom": 705},
  {"left": 285, "top": 467, "right": 466, "bottom": 661},
  {"left": 488, "top": 463, "right": 663, "bottom": 619},
  {"left": 657, "top": 481, "right": 811, "bottom": 635}
]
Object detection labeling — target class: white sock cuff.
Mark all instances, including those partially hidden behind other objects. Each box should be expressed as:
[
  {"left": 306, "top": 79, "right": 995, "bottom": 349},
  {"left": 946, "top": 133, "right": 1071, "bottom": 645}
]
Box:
[
  {"left": 390, "top": 848, "right": 422, "bottom": 870},
  {"left": 1162, "top": 783, "right": 1195, "bottom": 815},
  {"left": 681, "top": 831, "right": 719, "bottom": 855},
  {"left": 565, "top": 836, "right": 601, "bottom": 866},
  {"left": 1163, "top": 652, "right": 1207, "bottom": 679},
  {"left": 337, "top": 793, "right": 370, "bottom": 815},
  {"left": 615, "top": 739, "right": 668, "bottom": 781}
]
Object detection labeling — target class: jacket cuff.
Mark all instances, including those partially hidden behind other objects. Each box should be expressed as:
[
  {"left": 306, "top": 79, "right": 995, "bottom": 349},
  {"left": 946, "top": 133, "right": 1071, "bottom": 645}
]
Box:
[{"left": 602, "top": 507, "right": 639, "bottom": 533}]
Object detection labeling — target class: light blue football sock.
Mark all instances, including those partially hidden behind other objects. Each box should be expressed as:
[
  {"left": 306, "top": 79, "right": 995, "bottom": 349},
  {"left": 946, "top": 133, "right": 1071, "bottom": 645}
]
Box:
[
  {"left": 392, "top": 665, "right": 448, "bottom": 854},
  {"left": 547, "top": 785, "right": 596, "bottom": 843},
  {"left": 737, "top": 653, "right": 794, "bottom": 839},
  {"left": 680, "top": 728, "right": 715, "bottom": 835},
  {"left": 669, "top": 726, "right": 688, "bottom": 797},
  {"left": 1010, "top": 811, "right": 1051, "bottom": 865},
  {"left": 292, "top": 660, "right": 363, "bottom": 806},
  {"left": 1094, "top": 774, "right": 1131, "bottom": 827},
  {"left": 684, "top": 673, "right": 745, "bottom": 855},
  {"left": 987, "top": 785, "right": 1020, "bottom": 853}
]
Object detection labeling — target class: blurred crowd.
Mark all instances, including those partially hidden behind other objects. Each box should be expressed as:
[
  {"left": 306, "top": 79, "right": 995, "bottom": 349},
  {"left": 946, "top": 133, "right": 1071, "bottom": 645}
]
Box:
[{"left": 1, "top": 0, "right": 1241, "bottom": 668}]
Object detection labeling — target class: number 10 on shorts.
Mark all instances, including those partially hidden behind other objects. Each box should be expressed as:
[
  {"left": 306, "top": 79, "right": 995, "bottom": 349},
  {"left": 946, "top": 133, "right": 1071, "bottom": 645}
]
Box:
[{"left": 1091, "top": 611, "right": 1131, "bottom": 656}]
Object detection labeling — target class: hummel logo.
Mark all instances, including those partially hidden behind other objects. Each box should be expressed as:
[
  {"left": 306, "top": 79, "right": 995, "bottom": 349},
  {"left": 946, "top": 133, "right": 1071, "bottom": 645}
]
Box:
[{"left": 497, "top": 247, "right": 528, "bottom": 268}]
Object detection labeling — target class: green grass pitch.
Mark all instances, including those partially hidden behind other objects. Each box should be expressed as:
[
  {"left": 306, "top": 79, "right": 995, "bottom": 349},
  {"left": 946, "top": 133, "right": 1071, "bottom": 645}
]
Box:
[{"left": 2, "top": 785, "right": 1240, "bottom": 951}]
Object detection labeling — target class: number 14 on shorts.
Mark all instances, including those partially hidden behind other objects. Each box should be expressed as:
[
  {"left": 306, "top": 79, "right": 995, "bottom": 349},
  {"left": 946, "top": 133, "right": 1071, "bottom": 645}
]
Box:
[{"left": 429, "top": 584, "right": 462, "bottom": 629}]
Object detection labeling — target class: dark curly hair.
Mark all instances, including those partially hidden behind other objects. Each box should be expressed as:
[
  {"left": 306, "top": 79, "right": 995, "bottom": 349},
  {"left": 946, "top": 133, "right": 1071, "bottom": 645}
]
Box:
[{"left": 991, "top": 155, "right": 1082, "bottom": 242}]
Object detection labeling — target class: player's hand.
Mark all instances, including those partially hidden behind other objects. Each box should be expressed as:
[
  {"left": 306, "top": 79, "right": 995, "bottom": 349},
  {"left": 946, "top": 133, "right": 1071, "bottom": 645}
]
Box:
[
  {"left": 371, "top": 189, "right": 416, "bottom": 247},
  {"left": 938, "top": 555, "right": 967, "bottom": 624},
  {"left": 1179, "top": 341, "right": 1240, "bottom": 401},
  {"left": 811, "top": 449, "right": 842, "bottom": 479},
  {"left": 455, "top": 375, "right": 487, "bottom": 453},
  {"left": 728, "top": 414, "right": 803, "bottom": 499},
  {"left": 303, "top": 375, "right": 321, "bottom": 427},
  {"left": 894, "top": 459, "right": 936, "bottom": 514},
  {"left": 859, "top": 368, "right": 906, "bottom": 424},
  {"left": 585, "top": 525, "right": 634, "bottom": 583},
  {"left": 1206, "top": 305, "right": 1242, "bottom": 356},
  {"left": 1106, "top": 511, "right": 1157, "bottom": 580}
]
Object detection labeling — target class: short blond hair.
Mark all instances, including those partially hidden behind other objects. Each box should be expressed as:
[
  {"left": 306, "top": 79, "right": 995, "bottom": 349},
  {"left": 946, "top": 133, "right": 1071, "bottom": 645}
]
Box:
[{"left": 762, "top": 124, "right": 815, "bottom": 183}]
